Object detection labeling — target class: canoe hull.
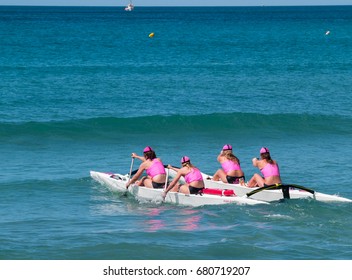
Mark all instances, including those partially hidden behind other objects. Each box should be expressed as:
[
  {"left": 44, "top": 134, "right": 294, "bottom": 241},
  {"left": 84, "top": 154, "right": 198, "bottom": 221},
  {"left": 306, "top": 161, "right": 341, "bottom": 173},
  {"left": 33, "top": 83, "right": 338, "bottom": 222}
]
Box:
[{"left": 90, "top": 171, "right": 268, "bottom": 206}]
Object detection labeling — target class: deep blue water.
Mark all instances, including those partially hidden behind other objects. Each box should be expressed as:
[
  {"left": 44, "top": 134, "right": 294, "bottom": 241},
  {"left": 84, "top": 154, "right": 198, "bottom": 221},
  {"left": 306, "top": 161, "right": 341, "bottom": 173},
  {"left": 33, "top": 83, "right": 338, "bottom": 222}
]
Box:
[{"left": 0, "top": 5, "right": 352, "bottom": 260}]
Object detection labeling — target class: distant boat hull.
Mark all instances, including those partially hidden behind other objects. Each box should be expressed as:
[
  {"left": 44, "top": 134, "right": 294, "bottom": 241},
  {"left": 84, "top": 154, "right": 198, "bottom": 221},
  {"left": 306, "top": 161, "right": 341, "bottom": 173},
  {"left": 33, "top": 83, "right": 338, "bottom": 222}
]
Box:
[{"left": 125, "top": 4, "right": 134, "bottom": 11}]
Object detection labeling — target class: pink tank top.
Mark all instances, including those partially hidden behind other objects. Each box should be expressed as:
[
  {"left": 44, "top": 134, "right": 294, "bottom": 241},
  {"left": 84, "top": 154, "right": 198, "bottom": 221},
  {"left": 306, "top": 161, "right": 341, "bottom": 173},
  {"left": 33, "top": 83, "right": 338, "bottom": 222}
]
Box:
[
  {"left": 146, "top": 159, "right": 166, "bottom": 179},
  {"left": 221, "top": 160, "right": 241, "bottom": 173},
  {"left": 260, "top": 163, "right": 280, "bottom": 178},
  {"left": 184, "top": 168, "right": 203, "bottom": 184}
]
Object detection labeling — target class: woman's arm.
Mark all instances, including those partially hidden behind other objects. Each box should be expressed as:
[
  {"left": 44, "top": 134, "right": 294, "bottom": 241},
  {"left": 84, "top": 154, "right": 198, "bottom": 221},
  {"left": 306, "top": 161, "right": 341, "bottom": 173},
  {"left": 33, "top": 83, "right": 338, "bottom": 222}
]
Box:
[
  {"left": 167, "top": 164, "right": 180, "bottom": 172},
  {"left": 217, "top": 150, "right": 226, "bottom": 162},
  {"left": 132, "top": 153, "right": 145, "bottom": 162},
  {"left": 252, "top": 157, "right": 259, "bottom": 167},
  {"left": 126, "top": 164, "right": 145, "bottom": 188},
  {"left": 163, "top": 169, "right": 183, "bottom": 197}
]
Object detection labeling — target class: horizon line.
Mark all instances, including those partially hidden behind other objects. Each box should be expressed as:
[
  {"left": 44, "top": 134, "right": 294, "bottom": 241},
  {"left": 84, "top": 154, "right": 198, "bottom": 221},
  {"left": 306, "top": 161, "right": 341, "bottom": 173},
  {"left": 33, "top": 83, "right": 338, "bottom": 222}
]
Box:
[{"left": 1, "top": 4, "right": 351, "bottom": 7}]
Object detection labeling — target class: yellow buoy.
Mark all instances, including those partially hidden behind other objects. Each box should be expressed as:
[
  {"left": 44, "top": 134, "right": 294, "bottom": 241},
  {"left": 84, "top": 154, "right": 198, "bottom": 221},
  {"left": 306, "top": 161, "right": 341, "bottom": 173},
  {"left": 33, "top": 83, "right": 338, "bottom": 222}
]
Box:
[{"left": 149, "top": 32, "right": 155, "bottom": 38}]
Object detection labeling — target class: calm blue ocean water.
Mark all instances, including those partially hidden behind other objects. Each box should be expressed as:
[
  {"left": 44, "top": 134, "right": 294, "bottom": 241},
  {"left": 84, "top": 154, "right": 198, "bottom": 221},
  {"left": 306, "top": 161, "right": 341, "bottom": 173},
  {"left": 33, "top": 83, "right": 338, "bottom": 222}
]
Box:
[{"left": 1, "top": 5, "right": 352, "bottom": 260}]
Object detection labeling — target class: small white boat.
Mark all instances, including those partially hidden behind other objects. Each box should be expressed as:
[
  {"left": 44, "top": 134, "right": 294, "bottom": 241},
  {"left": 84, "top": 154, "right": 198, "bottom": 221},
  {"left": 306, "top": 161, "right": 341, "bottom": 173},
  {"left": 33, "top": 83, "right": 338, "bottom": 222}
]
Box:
[
  {"left": 124, "top": 1, "right": 134, "bottom": 11},
  {"left": 90, "top": 171, "right": 269, "bottom": 207},
  {"left": 193, "top": 171, "right": 352, "bottom": 203}
]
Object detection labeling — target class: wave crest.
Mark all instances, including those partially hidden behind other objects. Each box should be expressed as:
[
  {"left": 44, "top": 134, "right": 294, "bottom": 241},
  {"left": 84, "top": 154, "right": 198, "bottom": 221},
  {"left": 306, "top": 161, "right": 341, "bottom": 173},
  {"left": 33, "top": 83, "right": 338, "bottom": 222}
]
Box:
[{"left": 1, "top": 113, "right": 351, "bottom": 140}]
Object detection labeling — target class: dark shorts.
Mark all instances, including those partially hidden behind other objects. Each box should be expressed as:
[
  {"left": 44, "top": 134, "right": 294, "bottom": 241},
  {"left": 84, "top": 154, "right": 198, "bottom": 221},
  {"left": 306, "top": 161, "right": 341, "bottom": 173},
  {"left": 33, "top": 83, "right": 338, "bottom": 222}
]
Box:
[
  {"left": 152, "top": 181, "right": 165, "bottom": 189},
  {"left": 188, "top": 185, "right": 204, "bottom": 195},
  {"left": 226, "top": 175, "right": 245, "bottom": 184}
]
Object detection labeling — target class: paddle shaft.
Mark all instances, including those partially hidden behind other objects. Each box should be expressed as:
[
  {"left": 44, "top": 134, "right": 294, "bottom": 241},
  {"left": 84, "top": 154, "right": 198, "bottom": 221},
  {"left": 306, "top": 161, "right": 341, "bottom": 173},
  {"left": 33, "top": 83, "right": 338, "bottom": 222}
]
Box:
[
  {"left": 129, "top": 157, "right": 135, "bottom": 180},
  {"left": 164, "top": 167, "right": 169, "bottom": 189},
  {"left": 131, "top": 164, "right": 178, "bottom": 176}
]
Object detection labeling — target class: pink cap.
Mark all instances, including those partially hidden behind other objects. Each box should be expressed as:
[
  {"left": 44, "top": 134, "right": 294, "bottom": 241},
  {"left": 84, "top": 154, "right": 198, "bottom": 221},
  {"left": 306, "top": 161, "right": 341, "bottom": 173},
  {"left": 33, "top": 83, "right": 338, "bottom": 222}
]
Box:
[
  {"left": 143, "top": 146, "right": 153, "bottom": 153},
  {"left": 222, "top": 144, "right": 232, "bottom": 151},
  {"left": 260, "top": 147, "right": 269, "bottom": 154},
  {"left": 181, "top": 156, "right": 190, "bottom": 164}
]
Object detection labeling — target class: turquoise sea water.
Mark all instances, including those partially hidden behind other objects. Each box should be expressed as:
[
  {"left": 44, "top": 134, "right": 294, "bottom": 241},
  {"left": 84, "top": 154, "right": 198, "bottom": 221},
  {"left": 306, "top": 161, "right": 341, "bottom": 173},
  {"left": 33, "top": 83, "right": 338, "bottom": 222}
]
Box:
[{"left": 1, "top": 6, "right": 352, "bottom": 260}]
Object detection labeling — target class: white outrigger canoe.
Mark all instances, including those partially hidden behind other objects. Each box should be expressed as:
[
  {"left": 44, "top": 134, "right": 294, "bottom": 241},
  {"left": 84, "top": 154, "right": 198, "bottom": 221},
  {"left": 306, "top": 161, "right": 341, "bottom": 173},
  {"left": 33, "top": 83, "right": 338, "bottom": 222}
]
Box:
[
  {"left": 194, "top": 171, "right": 352, "bottom": 203},
  {"left": 90, "top": 171, "right": 269, "bottom": 207}
]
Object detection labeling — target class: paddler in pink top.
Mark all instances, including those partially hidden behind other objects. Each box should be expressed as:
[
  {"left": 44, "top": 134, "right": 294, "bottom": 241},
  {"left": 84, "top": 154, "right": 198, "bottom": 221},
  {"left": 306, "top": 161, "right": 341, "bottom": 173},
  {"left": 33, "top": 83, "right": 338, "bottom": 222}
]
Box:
[
  {"left": 247, "top": 147, "right": 282, "bottom": 188},
  {"left": 163, "top": 156, "right": 205, "bottom": 199},
  {"left": 212, "top": 144, "right": 245, "bottom": 184},
  {"left": 126, "top": 146, "right": 166, "bottom": 189}
]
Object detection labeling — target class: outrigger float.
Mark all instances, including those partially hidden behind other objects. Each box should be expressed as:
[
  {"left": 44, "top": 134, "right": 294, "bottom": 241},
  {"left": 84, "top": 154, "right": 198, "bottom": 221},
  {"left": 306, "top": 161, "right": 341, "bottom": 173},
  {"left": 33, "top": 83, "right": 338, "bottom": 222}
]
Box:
[{"left": 196, "top": 171, "right": 352, "bottom": 203}]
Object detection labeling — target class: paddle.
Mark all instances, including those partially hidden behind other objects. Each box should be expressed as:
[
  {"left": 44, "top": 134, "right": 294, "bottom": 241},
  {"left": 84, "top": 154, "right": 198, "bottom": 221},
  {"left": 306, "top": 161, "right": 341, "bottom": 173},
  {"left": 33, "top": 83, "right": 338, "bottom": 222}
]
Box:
[
  {"left": 129, "top": 157, "right": 135, "bottom": 178},
  {"left": 131, "top": 164, "right": 178, "bottom": 176},
  {"left": 164, "top": 167, "right": 169, "bottom": 189},
  {"left": 156, "top": 167, "right": 169, "bottom": 203},
  {"left": 126, "top": 157, "right": 134, "bottom": 189}
]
